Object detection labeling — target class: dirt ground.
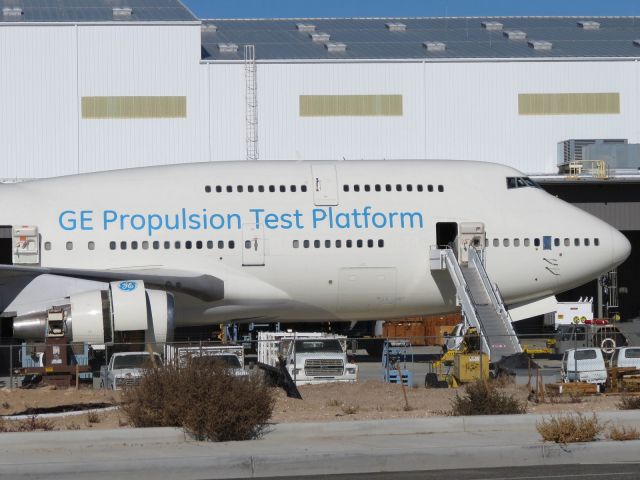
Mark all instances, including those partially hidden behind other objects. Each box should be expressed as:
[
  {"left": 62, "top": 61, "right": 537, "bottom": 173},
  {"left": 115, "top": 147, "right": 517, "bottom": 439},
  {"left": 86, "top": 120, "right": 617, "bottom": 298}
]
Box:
[{"left": 0, "top": 380, "right": 630, "bottom": 431}]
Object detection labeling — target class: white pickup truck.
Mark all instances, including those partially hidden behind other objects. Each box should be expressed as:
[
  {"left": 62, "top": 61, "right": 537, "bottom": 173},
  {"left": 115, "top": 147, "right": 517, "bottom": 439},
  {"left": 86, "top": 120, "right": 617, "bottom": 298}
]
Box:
[
  {"left": 100, "top": 351, "right": 162, "bottom": 390},
  {"left": 258, "top": 332, "right": 358, "bottom": 385},
  {"left": 561, "top": 348, "right": 607, "bottom": 387}
]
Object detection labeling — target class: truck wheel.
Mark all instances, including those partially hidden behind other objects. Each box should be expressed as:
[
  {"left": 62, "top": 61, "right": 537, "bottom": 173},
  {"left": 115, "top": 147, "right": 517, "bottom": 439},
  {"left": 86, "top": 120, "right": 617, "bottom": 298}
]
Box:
[{"left": 425, "top": 373, "right": 439, "bottom": 388}]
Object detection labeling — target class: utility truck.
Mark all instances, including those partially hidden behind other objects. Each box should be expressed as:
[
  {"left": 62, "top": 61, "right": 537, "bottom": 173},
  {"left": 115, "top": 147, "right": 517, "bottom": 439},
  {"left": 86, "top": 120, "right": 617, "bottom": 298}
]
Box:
[
  {"left": 257, "top": 332, "right": 357, "bottom": 385},
  {"left": 165, "top": 344, "right": 247, "bottom": 377},
  {"left": 100, "top": 351, "right": 162, "bottom": 390}
]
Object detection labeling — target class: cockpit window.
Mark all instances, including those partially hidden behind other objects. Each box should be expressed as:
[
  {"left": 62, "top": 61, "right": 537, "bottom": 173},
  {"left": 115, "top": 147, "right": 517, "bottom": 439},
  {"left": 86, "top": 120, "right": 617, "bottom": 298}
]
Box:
[{"left": 506, "top": 177, "right": 541, "bottom": 189}]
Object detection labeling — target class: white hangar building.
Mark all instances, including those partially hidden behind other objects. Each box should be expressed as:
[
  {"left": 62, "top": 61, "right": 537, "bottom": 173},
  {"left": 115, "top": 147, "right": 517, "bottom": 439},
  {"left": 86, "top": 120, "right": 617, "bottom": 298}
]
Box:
[{"left": 1, "top": 0, "right": 640, "bottom": 179}]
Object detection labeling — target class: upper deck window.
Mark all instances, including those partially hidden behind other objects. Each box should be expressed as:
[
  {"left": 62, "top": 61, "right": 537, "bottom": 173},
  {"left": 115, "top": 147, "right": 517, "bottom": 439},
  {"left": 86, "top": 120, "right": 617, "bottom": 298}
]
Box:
[{"left": 506, "top": 177, "right": 541, "bottom": 189}]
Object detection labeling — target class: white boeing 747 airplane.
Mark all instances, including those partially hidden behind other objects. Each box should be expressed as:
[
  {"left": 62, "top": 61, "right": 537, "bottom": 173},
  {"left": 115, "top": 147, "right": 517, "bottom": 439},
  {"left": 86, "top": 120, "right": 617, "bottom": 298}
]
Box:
[{"left": 0, "top": 160, "right": 630, "bottom": 345}]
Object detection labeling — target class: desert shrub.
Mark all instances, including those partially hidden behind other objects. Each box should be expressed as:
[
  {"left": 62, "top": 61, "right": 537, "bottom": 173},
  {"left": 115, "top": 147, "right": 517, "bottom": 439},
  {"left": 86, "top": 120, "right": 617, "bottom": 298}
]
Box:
[
  {"left": 619, "top": 395, "right": 640, "bottom": 410},
  {"left": 326, "top": 399, "right": 341, "bottom": 407},
  {"left": 12, "top": 415, "right": 55, "bottom": 432},
  {"left": 450, "top": 380, "right": 525, "bottom": 416},
  {"left": 536, "top": 413, "right": 603, "bottom": 444},
  {"left": 121, "top": 359, "right": 274, "bottom": 441},
  {"left": 86, "top": 411, "right": 100, "bottom": 424},
  {"left": 340, "top": 404, "right": 359, "bottom": 415},
  {"left": 607, "top": 425, "right": 640, "bottom": 441}
]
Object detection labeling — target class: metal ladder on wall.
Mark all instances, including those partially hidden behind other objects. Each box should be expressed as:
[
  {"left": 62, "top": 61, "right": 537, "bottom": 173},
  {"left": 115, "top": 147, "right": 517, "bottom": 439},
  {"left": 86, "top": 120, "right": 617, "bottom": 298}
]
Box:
[{"left": 430, "top": 246, "right": 522, "bottom": 362}]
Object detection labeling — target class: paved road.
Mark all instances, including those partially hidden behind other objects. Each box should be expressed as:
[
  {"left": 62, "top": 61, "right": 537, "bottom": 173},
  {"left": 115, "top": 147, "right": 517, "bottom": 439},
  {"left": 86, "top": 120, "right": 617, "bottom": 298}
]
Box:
[{"left": 235, "top": 463, "right": 640, "bottom": 480}]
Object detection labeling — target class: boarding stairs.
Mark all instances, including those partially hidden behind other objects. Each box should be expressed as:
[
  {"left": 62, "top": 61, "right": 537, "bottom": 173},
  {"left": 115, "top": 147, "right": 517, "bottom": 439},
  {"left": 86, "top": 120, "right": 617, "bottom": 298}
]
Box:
[{"left": 430, "top": 246, "right": 522, "bottom": 362}]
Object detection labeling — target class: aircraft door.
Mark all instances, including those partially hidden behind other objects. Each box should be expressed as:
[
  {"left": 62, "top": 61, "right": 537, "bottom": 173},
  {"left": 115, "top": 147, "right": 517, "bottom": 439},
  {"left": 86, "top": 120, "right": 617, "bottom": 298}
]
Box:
[
  {"left": 242, "top": 223, "right": 265, "bottom": 266},
  {"left": 457, "top": 222, "right": 485, "bottom": 264},
  {"left": 311, "top": 164, "right": 339, "bottom": 206}
]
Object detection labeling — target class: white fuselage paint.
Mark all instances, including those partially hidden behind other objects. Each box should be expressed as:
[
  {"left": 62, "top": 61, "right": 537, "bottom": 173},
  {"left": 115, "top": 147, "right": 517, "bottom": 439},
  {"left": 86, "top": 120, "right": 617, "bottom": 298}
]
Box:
[{"left": 0, "top": 160, "right": 631, "bottom": 326}]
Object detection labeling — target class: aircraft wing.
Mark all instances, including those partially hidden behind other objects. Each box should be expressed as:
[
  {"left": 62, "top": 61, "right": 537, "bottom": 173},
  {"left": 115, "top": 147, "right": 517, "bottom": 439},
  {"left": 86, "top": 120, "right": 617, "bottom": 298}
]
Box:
[{"left": 0, "top": 264, "right": 224, "bottom": 302}]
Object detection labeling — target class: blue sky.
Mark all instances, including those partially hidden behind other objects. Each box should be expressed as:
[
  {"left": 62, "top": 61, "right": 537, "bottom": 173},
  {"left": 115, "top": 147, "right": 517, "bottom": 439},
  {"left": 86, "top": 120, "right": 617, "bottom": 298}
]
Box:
[{"left": 183, "top": 0, "right": 640, "bottom": 19}]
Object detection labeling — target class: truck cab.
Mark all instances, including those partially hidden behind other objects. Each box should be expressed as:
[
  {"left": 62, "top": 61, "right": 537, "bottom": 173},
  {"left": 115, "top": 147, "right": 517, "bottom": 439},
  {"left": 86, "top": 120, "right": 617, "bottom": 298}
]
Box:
[
  {"left": 100, "top": 351, "right": 162, "bottom": 390},
  {"left": 561, "top": 348, "right": 607, "bottom": 386},
  {"left": 610, "top": 347, "right": 640, "bottom": 369}
]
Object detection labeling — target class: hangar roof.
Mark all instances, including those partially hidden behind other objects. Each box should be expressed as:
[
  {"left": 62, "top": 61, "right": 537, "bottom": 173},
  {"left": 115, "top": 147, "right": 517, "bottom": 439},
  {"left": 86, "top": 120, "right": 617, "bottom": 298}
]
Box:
[
  {"left": 201, "top": 16, "right": 640, "bottom": 61},
  {"left": 0, "top": 0, "right": 196, "bottom": 23}
]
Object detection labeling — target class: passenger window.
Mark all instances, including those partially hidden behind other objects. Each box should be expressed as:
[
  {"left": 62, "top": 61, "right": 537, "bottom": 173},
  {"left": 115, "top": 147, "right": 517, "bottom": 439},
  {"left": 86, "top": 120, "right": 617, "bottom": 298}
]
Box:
[
  {"left": 153, "top": 241, "right": 160, "bottom": 250},
  {"left": 228, "top": 241, "right": 235, "bottom": 249},
  {"left": 534, "top": 238, "right": 540, "bottom": 247},
  {"left": 109, "top": 241, "right": 116, "bottom": 250},
  {"left": 196, "top": 241, "right": 203, "bottom": 249},
  {"left": 375, "top": 184, "right": 381, "bottom": 192},
  {"left": 574, "top": 238, "right": 580, "bottom": 246},
  {"left": 513, "top": 239, "right": 520, "bottom": 247},
  {"left": 279, "top": 185, "right": 286, "bottom": 192},
  {"left": 216, "top": 186, "right": 222, "bottom": 193},
  {"left": 174, "top": 241, "right": 181, "bottom": 249},
  {"left": 428, "top": 185, "right": 434, "bottom": 192},
  {"left": 406, "top": 184, "right": 413, "bottom": 192},
  {"left": 218, "top": 241, "right": 224, "bottom": 249},
  {"left": 367, "top": 239, "right": 374, "bottom": 248},
  {"left": 185, "top": 241, "right": 192, "bottom": 250},
  {"left": 142, "top": 241, "right": 149, "bottom": 250},
  {"left": 594, "top": 238, "right": 600, "bottom": 246},
  {"left": 503, "top": 239, "right": 509, "bottom": 247},
  {"left": 493, "top": 238, "right": 499, "bottom": 247},
  {"left": 364, "top": 185, "right": 371, "bottom": 192},
  {"left": 564, "top": 238, "right": 570, "bottom": 247},
  {"left": 244, "top": 240, "right": 251, "bottom": 249},
  {"left": 301, "top": 185, "right": 308, "bottom": 192},
  {"left": 205, "top": 185, "right": 211, "bottom": 193},
  {"left": 293, "top": 240, "right": 299, "bottom": 248},
  {"left": 323, "top": 240, "right": 330, "bottom": 248},
  {"left": 268, "top": 185, "right": 275, "bottom": 192},
  {"left": 584, "top": 238, "right": 590, "bottom": 246},
  {"left": 378, "top": 239, "right": 384, "bottom": 247},
  {"left": 164, "top": 241, "right": 171, "bottom": 249},
  {"left": 438, "top": 185, "right": 444, "bottom": 192},
  {"left": 120, "top": 241, "right": 127, "bottom": 250},
  {"left": 314, "top": 240, "right": 320, "bottom": 248},
  {"left": 65, "top": 241, "right": 73, "bottom": 250},
  {"left": 303, "top": 240, "right": 310, "bottom": 248},
  {"left": 417, "top": 185, "right": 423, "bottom": 192},
  {"left": 237, "top": 185, "right": 243, "bottom": 193},
  {"left": 524, "top": 238, "right": 530, "bottom": 247},
  {"left": 88, "top": 241, "right": 95, "bottom": 250},
  {"left": 396, "top": 184, "right": 402, "bottom": 192},
  {"left": 248, "top": 185, "right": 254, "bottom": 193},
  {"left": 226, "top": 186, "right": 232, "bottom": 193},
  {"left": 336, "top": 240, "right": 342, "bottom": 248},
  {"left": 385, "top": 184, "right": 392, "bottom": 192},
  {"left": 291, "top": 185, "right": 297, "bottom": 192},
  {"left": 354, "top": 185, "right": 360, "bottom": 192},
  {"left": 346, "top": 240, "right": 353, "bottom": 248},
  {"left": 131, "top": 241, "right": 138, "bottom": 250},
  {"left": 357, "top": 239, "right": 363, "bottom": 248},
  {"left": 554, "top": 238, "right": 560, "bottom": 247},
  {"left": 258, "top": 185, "right": 265, "bottom": 193},
  {"left": 206, "top": 240, "right": 213, "bottom": 249}
]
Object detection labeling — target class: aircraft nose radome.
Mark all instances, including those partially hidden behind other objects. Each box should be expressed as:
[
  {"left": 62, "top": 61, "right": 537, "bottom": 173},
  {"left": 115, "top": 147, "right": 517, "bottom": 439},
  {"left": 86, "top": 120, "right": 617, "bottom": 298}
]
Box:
[{"left": 611, "top": 229, "right": 631, "bottom": 267}]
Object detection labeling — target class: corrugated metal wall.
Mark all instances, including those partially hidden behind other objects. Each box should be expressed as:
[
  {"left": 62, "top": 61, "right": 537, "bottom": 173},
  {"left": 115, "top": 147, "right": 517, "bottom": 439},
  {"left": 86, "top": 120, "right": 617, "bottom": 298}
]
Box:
[{"left": 0, "top": 21, "right": 639, "bottom": 178}]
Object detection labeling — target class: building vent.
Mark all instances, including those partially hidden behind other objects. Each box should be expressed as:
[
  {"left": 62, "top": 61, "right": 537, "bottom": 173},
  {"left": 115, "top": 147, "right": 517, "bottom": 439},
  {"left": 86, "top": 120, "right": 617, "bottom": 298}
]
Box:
[
  {"left": 2, "top": 7, "right": 23, "bottom": 17},
  {"left": 481, "top": 21, "right": 503, "bottom": 31},
  {"left": 634, "top": 39, "right": 640, "bottom": 47},
  {"left": 296, "top": 23, "right": 316, "bottom": 32},
  {"left": 528, "top": 40, "right": 552, "bottom": 50},
  {"left": 503, "top": 30, "right": 526, "bottom": 40},
  {"left": 112, "top": 7, "right": 133, "bottom": 18},
  {"left": 423, "top": 41, "right": 446, "bottom": 52},
  {"left": 218, "top": 43, "right": 238, "bottom": 53},
  {"left": 201, "top": 24, "right": 217, "bottom": 33},
  {"left": 385, "top": 22, "right": 407, "bottom": 32},
  {"left": 325, "top": 42, "right": 346, "bottom": 53},
  {"left": 310, "top": 32, "right": 330, "bottom": 43},
  {"left": 577, "top": 20, "right": 600, "bottom": 30}
]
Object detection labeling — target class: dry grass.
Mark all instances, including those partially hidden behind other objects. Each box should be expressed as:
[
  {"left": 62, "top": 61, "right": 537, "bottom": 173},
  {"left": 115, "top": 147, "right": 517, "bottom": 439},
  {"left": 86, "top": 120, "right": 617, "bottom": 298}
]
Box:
[
  {"left": 66, "top": 422, "right": 81, "bottom": 430},
  {"left": 122, "top": 358, "right": 274, "bottom": 441},
  {"left": 0, "top": 415, "right": 56, "bottom": 433},
  {"left": 326, "top": 399, "right": 341, "bottom": 407},
  {"left": 536, "top": 413, "right": 603, "bottom": 444},
  {"left": 607, "top": 425, "right": 640, "bottom": 441},
  {"left": 340, "top": 404, "right": 360, "bottom": 415},
  {"left": 619, "top": 395, "right": 640, "bottom": 410},
  {"left": 450, "top": 380, "right": 526, "bottom": 416},
  {"left": 86, "top": 411, "right": 100, "bottom": 424}
]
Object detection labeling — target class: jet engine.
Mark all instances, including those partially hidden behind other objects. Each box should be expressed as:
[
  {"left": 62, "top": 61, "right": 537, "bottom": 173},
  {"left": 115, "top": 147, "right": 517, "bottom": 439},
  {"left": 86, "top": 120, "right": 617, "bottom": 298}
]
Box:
[{"left": 12, "top": 280, "right": 175, "bottom": 345}]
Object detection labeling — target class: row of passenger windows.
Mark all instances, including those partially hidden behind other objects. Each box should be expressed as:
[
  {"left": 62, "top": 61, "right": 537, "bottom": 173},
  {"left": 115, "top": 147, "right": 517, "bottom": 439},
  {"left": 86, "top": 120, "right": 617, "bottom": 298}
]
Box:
[
  {"left": 292, "top": 239, "right": 384, "bottom": 249},
  {"left": 44, "top": 240, "right": 238, "bottom": 251},
  {"left": 489, "top": 237, "right": 600, "bottom": 247},
  {"left": 343, "top": 184, "right": 444, "bottom": 193},
  {"left": 205, "top": 184, "right": 308, "bottom": 193}
]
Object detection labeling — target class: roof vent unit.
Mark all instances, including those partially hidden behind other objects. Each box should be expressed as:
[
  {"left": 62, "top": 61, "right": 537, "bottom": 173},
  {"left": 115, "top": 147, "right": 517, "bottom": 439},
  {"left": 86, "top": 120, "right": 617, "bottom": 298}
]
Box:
[
  {"left": 633, "top": 39, "right": 640, "bottom": 47},
  {"left": 423, "top": 41, "right": 446, "bottom": 52},
  {"left": 310, "top": 32, "right": 330, "bottom": 43},
  {"left": 577, "top": 20, "right": 600, "bottom": 30},
  {"left": 112, "top": 7, "right": 133, "bottom": 18},
  {"left": 217, "top": 43, "right": 238, "bottom": 53},
  {"left": 325, "top": 42, "right": 346, "bottom": 53},
  {"left": 2, "top": 7, "right": 23, "bottom": 17},
  {"left": 385, "top": 22, "right": 406, "bottom": 32},
  {"left": 201, "top": 23, "right": 217, "bottom": 33},
  {"left": 481, "top": 21, "right": 503, "bottom": 31},
  {"left": 528, "top": 40, "right": 552, "bottom": 50},
  {"left": 296, "top": 23, "right": 316, "bottom": 32},
  {"left": 503, "top": 30, "right": 526, "bottom": 40}
]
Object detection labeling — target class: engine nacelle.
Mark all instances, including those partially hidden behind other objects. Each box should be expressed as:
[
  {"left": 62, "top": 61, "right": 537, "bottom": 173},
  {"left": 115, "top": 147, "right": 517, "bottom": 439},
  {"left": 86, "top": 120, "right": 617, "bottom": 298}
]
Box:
[{"left": 13, "top": 280, "right": 175, "bottom": 345}]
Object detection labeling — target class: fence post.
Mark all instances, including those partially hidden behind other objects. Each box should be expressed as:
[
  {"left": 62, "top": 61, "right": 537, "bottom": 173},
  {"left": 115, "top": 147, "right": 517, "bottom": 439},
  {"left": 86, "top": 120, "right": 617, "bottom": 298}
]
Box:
[{"left": 9, "top": 344, "right": 13, "bottom": 391}]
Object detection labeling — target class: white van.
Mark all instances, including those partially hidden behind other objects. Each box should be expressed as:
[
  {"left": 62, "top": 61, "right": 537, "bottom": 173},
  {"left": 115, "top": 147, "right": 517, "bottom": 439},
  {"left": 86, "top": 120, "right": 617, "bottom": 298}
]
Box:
[
  {"left": 610, "top": 347, "right": 640, "bottom": 369},
  {"left": 561, "top": 348, "right": 607, "bottom": 386}
]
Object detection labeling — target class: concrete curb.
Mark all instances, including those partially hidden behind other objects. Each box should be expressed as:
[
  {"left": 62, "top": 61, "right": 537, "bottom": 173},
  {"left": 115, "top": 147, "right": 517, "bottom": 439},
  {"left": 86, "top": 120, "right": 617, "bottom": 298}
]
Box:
[{"left": 0, "top": 427, "right": 186, "bottom": 447}]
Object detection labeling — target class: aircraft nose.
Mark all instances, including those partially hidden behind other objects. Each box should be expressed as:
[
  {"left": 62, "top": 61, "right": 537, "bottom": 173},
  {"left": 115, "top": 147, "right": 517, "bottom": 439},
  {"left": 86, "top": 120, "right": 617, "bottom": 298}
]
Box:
[{"left": 611, "top": 228, "right": 631, "bottom": 267}]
